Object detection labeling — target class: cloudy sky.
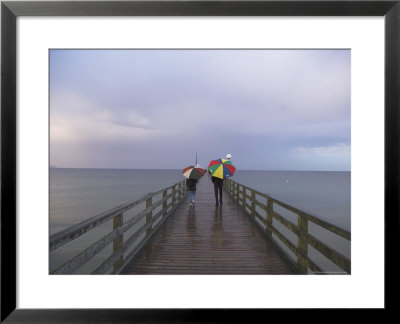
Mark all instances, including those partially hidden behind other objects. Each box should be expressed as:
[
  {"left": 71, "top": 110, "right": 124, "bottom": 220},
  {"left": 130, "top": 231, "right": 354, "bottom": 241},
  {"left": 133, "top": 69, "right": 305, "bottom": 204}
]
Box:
[{"left": 49, "top": 49, "right": 350, "bottom": 171}]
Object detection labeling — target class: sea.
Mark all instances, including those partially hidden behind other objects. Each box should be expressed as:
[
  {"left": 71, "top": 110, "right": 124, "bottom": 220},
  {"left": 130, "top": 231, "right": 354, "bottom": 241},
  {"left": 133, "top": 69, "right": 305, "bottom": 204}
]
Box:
[{"left": 49, "top": 168, "right": 350, "bottom": 274}]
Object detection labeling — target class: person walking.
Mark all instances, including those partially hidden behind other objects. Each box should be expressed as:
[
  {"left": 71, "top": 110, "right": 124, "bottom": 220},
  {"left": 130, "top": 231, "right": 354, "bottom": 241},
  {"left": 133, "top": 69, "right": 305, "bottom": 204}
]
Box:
[
  {"left": 186, "top": 177, "right": 198, "bottom": 207},
  {"left": 211, "top": 176, "right": 223, "bottom": 206},
  {"left": 211, "top": 153, "right": 232, "bottom": 206}
]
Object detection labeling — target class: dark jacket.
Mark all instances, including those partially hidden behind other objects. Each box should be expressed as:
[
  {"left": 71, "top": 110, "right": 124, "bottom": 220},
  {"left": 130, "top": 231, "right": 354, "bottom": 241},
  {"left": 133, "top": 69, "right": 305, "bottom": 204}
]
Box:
[
  {"left": 211, "top": 176, "right": 223, "bottom": 185},
  {"left": 186, "top": 178, "right": 198, "bottom": 191}
]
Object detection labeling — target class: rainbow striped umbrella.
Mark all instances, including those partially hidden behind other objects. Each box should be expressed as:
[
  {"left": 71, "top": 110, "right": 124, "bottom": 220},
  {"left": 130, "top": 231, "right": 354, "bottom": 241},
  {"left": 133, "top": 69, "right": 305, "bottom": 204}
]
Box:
[
  {"left": 182, "top": 165, "right": 205, "bottom": 179},
  {"left": 208, "top": 159, "right": 236, "bottom": 179}
]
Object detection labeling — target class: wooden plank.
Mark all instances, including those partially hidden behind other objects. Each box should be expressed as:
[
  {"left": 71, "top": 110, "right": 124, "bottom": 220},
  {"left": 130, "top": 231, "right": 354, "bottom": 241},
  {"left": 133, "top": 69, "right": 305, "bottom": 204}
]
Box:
[{"left": 121, "top": 176, "right": 295, "bottom": 275}]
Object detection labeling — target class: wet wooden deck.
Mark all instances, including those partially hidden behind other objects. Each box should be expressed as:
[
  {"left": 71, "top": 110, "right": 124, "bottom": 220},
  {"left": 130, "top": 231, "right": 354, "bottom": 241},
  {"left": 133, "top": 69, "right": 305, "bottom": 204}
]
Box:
[{"left": 121, "top": 176, "right": 296, "bottom": 274}]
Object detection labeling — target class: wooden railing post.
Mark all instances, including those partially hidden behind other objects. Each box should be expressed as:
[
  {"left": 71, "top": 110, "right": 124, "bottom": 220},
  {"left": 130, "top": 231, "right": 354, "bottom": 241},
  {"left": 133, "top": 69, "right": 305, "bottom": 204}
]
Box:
[
  {"left": 163, "top": 190, "right": 168, "bottom": 217},
  {"left": 297, "top": 213, "right": 309, "bottom": 274},
  {"left": 146, "top": 197, "right": 153, "bottom": 235},
  {"left": 241, "top": 186, "right": 246, "bottom": 207},
  {"left": 266, "top": 198, "right": 273, "bottom": 236},
  {"left": 182, "top": 181, "right": 186, "bottom": 200},
  {"left": 250, "top": 190, "right": 256, "bottom": 219},
  {"left": 172, "top": 186, "right": 176, "bottom": 208},
  {"left": 182, "top": 181, "right": 186, "bottom": 201},
  {"left": 113, "top": 213, "right": 123, "bottom": 271}
]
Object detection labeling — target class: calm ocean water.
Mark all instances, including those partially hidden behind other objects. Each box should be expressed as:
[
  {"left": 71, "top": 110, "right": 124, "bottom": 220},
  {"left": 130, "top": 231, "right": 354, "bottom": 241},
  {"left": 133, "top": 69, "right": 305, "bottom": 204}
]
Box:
[
  {"left": 49, "top": 168, "right": 183, "bottom": 234},
  {"left": 233, "top": 170, "right": 350, "bottom": 230},
  {"left": 49, "top": 168, "right": 350, "bottom": 273}
]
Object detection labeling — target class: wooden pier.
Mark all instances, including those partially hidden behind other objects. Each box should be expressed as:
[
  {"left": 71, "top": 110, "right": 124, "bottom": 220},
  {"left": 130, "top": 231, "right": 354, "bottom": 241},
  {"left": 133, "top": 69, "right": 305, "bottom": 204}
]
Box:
[
  {"left": 49, "top": 175, "right": 350, "bottom": 275},
  {"left": 121, "top": 176, "right": 295, "bottom": 274}
]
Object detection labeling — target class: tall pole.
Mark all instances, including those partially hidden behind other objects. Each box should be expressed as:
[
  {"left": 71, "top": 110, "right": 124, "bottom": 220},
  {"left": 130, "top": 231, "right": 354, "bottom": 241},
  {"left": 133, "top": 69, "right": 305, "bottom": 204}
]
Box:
[{"left": 195, "top": 153, "right": 197, "bottom": 165}]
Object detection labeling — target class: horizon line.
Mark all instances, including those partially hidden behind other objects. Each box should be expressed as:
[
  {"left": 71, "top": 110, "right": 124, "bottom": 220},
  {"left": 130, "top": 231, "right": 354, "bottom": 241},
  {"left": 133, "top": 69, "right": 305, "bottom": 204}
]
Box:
[{"left": 50, "top": 166, "right": 350, "bottom": 172}]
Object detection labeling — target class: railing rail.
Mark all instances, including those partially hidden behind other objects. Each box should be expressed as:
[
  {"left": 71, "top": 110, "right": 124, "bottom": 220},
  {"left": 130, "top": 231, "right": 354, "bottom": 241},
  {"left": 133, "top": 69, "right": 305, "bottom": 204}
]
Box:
[
  {"left": 50, "top": 179, "right": 187, "bottom": 274},
  {"left": 224, "top": 178, "right": 351, "bottom": 274}
]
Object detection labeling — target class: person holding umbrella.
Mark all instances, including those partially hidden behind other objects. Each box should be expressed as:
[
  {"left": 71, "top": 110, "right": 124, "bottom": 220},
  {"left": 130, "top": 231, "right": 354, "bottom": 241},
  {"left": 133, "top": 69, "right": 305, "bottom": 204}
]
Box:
[
  {"left": 182, "top": 164, "right": 204, "bottom": 207},
  {"left": 208, "top": 154, "right": 235, "bottom": 206},
  {"left": 186, "top": 178, "right": 198, "bottom": 207}
]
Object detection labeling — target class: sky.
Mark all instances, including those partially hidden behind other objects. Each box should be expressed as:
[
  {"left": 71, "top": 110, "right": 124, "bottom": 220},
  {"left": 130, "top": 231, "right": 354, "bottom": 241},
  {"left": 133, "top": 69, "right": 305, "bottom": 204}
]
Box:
[{"left": 49, "top": 49, "right": 350, "bottom": 171}]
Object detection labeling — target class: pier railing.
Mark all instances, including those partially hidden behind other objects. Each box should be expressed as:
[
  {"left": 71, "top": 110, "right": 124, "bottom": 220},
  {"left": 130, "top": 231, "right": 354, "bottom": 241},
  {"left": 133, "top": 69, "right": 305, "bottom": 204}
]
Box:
[
  {"left": 224, "top": 178, "right": 351, "bottom": 274},
  {"left": 49, "top": 179, "right": 187, "bottom": 274}
]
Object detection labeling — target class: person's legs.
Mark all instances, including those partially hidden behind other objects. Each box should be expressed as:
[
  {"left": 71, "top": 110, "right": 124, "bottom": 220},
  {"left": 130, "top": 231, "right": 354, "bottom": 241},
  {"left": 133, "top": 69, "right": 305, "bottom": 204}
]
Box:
[
  {"left": 188, "top": 190, "right": 194, "bottom": 204},
  {"left": 214, "top": 182, "right": 219, "bottom": 205},
  {"left": 218, "top": 182, "right": 223, "bottom": 204}
]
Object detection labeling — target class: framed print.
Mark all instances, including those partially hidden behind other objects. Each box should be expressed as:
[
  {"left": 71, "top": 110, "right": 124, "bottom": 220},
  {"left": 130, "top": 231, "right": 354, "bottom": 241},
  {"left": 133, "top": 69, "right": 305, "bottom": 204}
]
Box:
[{"left": 1, "top": 0, "right": 399, "bottom": 322}]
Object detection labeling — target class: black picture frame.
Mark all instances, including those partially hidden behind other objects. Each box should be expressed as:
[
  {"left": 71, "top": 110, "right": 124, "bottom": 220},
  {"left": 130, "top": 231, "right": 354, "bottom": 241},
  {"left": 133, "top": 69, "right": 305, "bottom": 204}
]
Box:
[{"left": 1, "top": 0, "right": 398, "bottom": 322}]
